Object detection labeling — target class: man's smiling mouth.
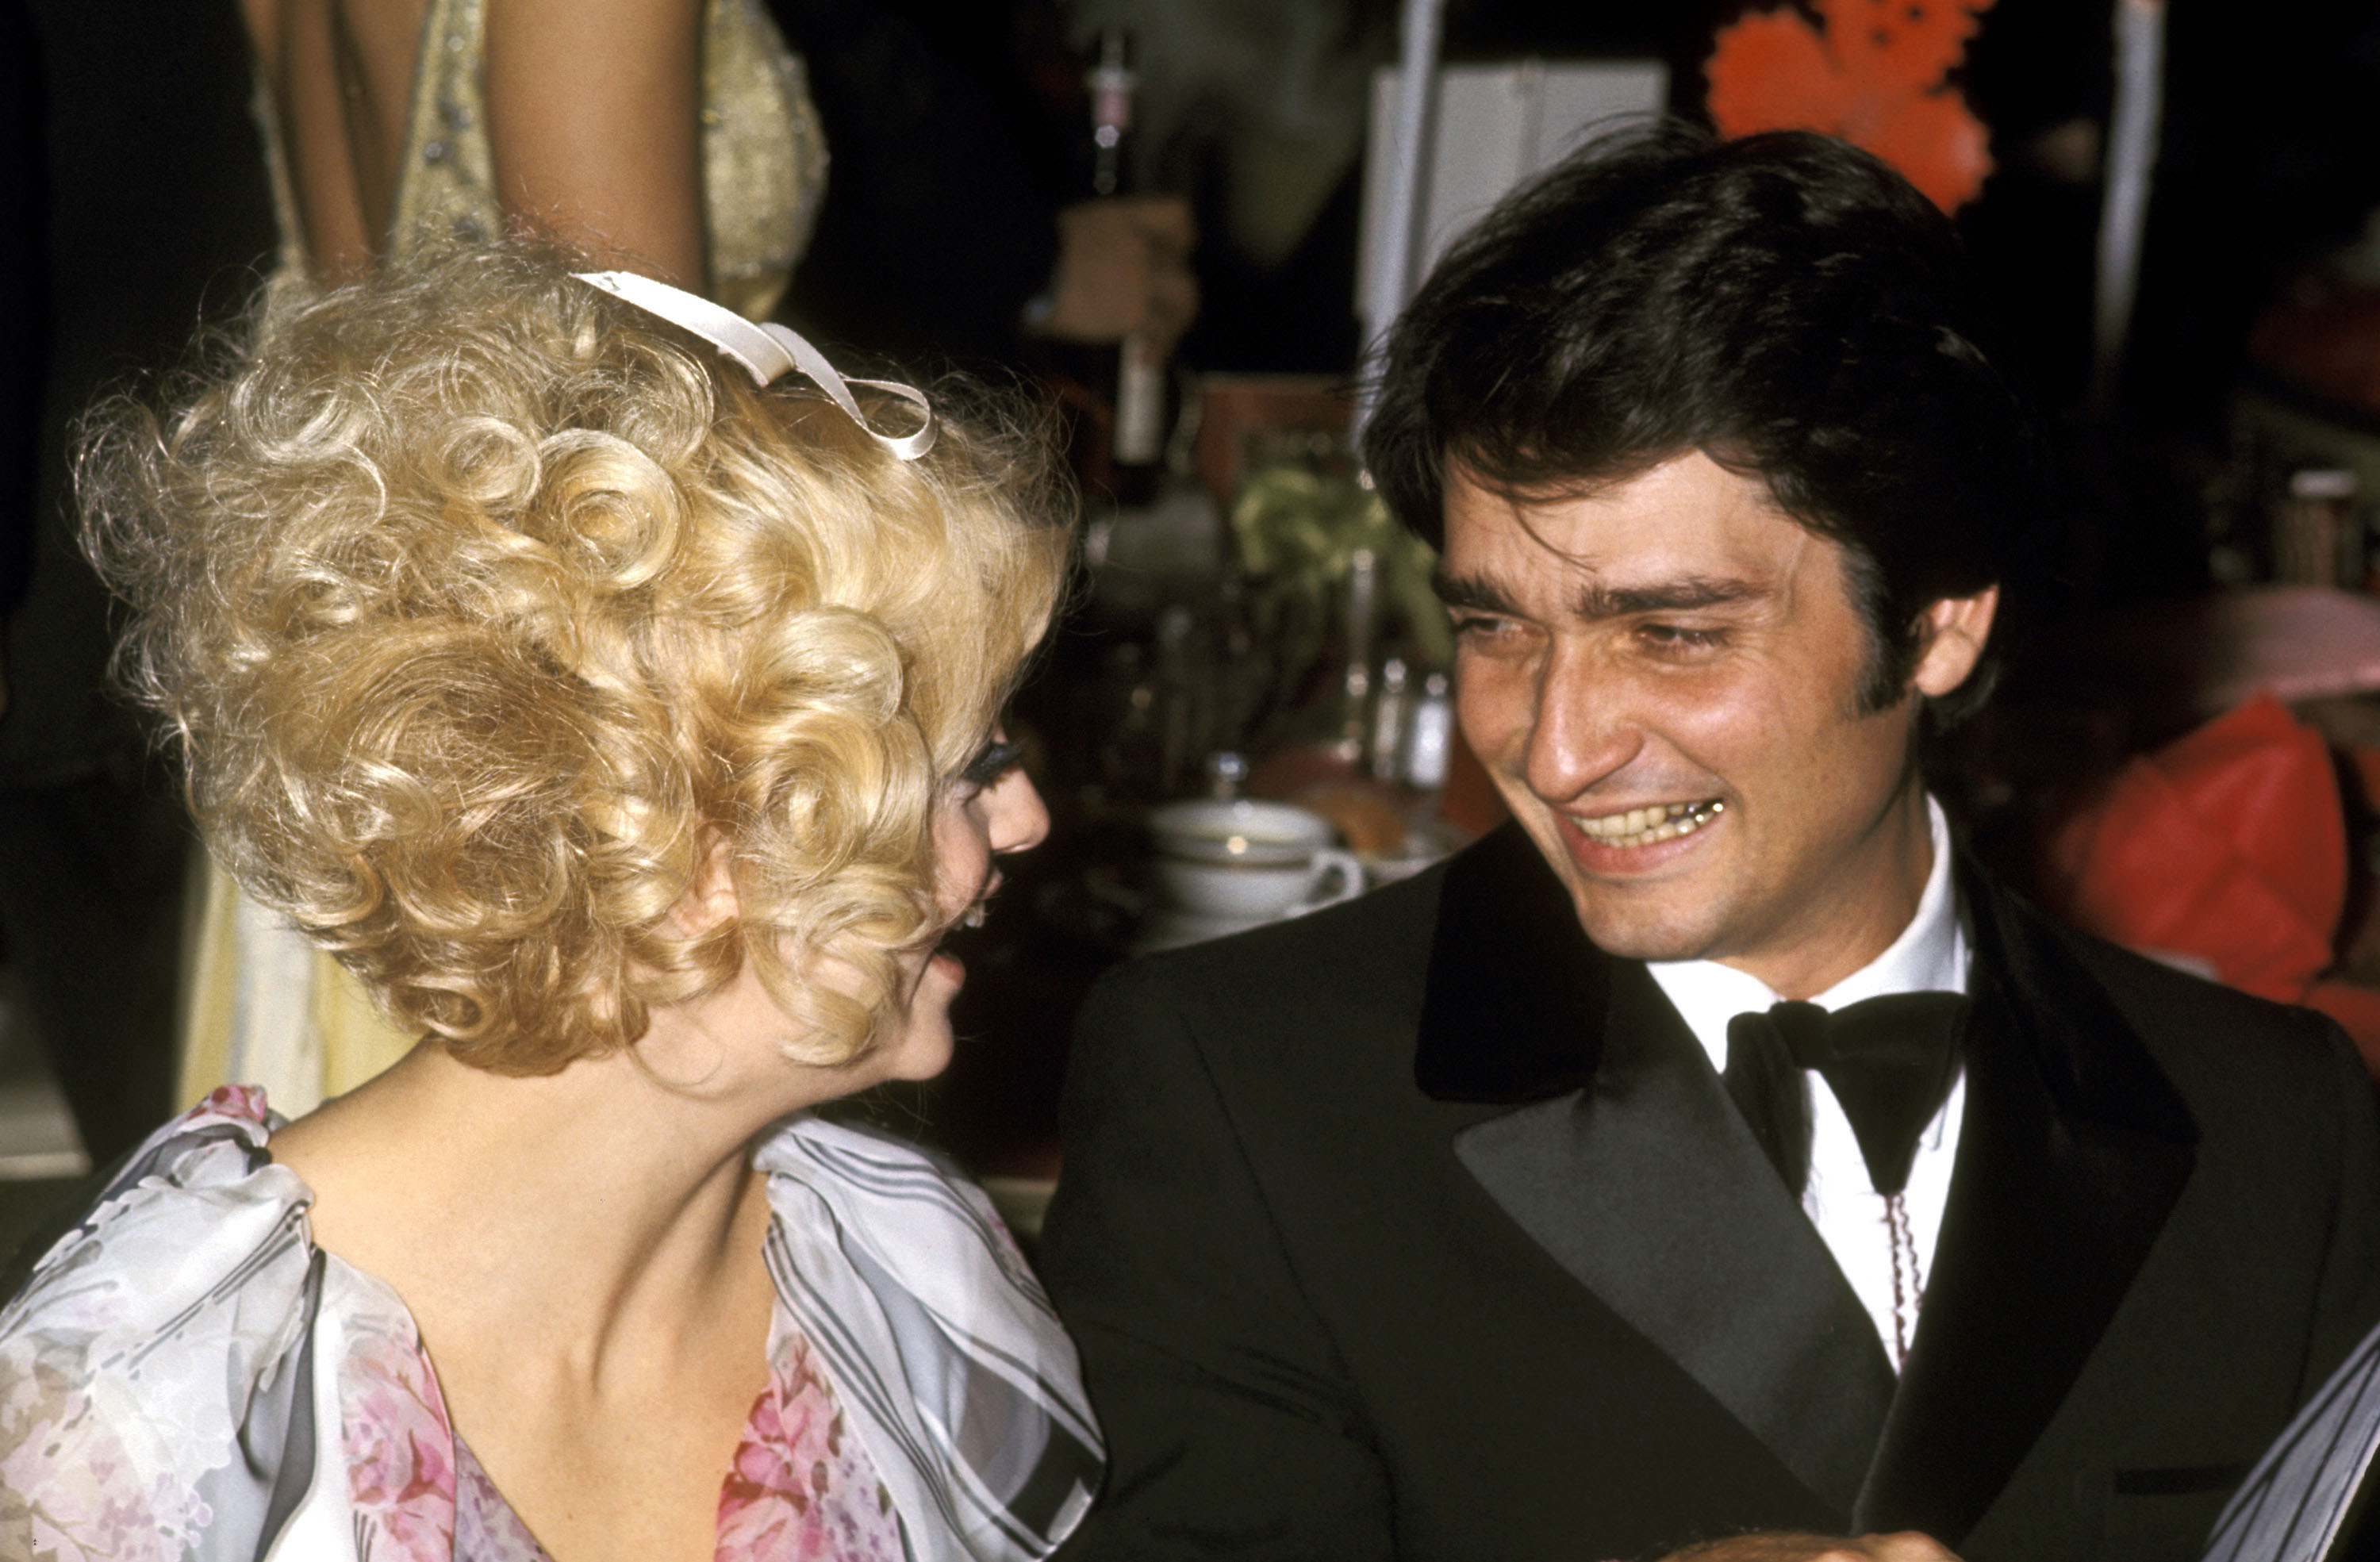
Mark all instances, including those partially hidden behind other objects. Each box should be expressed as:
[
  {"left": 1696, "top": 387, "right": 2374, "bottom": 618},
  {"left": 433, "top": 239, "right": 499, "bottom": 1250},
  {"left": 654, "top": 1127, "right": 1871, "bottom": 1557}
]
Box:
[{"left": 1569, "top": 800, "right": 1726, "bottom": 850}]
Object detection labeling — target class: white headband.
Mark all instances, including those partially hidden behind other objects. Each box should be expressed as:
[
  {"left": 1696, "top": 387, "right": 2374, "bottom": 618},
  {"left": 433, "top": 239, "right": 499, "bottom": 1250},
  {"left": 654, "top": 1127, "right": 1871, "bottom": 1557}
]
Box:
[{"left": 572, "top": 270, "right": 937, "bottom": 461}]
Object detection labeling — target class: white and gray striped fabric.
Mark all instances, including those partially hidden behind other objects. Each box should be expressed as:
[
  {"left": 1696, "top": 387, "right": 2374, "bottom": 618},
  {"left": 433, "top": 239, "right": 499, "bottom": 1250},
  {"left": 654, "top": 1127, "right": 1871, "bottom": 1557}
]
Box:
[
  {"left": 759, "top": 1115, "right": 1104, "bottom": 1562},
  {"left": 2203, "top": 1318, "right": 2380, "bottom": 1562}
]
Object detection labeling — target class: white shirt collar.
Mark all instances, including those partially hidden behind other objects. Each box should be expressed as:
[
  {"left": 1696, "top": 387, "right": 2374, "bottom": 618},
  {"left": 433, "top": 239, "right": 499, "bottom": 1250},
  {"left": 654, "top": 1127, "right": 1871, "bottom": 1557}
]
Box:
[{"left": 1645, "top": 795, "right": 1971, "bottom": 1074}]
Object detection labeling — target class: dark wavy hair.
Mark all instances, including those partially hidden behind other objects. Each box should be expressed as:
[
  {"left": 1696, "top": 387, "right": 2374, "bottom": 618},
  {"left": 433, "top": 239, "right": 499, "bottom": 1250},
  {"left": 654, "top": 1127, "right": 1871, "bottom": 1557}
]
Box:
[{"left": 1363, "top": 121, "right": 2053, "bottom": 721}]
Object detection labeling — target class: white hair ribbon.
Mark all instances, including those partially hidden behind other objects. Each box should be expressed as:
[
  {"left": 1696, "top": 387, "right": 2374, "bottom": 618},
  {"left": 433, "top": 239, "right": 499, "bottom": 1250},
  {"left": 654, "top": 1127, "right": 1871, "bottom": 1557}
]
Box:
[{"left": 572, "top": 270, "right": 937, "bottom": 461}]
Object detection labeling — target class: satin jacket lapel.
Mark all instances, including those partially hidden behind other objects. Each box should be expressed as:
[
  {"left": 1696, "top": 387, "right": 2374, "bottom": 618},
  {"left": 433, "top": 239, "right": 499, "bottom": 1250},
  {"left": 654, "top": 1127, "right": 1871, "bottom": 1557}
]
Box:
[
  {"left": 1413, "top": 823, "right": 1607, "bottom": 1105},
  {"left": 1855, "top": 862, "right": 2198, "bottom": 1545},
  {"left": 1421, "top": 826, "right": 1895, "bottom": 1519}
]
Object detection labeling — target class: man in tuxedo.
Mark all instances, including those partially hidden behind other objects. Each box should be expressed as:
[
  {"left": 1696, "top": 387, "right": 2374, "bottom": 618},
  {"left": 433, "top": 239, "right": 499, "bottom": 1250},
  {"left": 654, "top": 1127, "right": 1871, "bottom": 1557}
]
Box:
[{"left": 1039, "top": 124, "right": 2380, "bottom": 1561}]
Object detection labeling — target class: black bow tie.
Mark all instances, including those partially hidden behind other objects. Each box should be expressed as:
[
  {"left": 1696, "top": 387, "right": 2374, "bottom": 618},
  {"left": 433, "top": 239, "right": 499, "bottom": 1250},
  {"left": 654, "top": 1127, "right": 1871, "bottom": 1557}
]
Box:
[{"left": 1722, "top": 992, "right": 1970, "bottom": 1199}]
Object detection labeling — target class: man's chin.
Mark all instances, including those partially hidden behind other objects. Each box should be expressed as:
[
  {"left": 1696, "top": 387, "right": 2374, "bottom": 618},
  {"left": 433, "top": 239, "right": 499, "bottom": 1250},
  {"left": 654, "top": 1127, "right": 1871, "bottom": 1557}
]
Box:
[{"left": 1566, "top": 897, "right": 1727, "bottom": 965}]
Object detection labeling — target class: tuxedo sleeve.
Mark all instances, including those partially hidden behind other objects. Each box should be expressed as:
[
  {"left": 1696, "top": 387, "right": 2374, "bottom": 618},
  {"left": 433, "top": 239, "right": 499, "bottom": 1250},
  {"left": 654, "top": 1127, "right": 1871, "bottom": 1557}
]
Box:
[
  {"left": 2297, "top": 1019, "right": 2380, "bottom": 1400},
  {"left": 1040, "top": 957, "right": 1395, "bottom": 1560}
]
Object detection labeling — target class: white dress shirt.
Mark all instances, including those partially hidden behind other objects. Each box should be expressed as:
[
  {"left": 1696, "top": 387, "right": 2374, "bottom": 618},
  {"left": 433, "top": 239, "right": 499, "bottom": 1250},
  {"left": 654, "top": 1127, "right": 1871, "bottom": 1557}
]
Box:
[{"left": 1645, "top": 796, "right": 1971, "bottom": 1366}]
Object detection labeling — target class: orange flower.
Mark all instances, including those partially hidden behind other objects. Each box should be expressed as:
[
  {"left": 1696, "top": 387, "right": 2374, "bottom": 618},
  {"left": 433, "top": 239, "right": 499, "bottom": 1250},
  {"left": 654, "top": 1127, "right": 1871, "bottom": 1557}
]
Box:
[{"left": 1706, "top": 0, "right": 1998, "bottom": 212}]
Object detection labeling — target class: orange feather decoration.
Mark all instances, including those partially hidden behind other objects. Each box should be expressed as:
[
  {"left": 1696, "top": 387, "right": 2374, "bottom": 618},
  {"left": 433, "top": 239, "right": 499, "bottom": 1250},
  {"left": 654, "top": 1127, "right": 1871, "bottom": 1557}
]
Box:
[{"left": 1706, "top": 0, "right": 1999, "bottom": 213}]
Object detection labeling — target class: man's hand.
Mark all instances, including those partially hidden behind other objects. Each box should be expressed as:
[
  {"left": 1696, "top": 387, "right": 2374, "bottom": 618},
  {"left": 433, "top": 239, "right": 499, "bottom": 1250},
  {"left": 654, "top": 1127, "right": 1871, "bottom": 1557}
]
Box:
[{"left": 1663, "top": 1532, "right": 1961, "bottom": 1562}]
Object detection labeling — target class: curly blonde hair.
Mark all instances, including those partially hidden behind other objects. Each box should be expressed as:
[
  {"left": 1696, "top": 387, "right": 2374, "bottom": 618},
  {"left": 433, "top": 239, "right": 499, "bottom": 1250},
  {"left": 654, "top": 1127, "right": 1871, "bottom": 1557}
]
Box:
[{"left": 81, "top": 247, "right": 1072, "bottom": 1072}]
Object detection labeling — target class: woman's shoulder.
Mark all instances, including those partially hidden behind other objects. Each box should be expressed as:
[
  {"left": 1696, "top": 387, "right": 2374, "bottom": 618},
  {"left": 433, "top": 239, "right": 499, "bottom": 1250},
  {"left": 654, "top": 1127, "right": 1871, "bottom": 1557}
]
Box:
[
  {"left": 4, "top": 1084, "right": 311, "bottom": 1322},
  {"left": 0, "top": 1086, "right": 328, "bottom": 1550}
]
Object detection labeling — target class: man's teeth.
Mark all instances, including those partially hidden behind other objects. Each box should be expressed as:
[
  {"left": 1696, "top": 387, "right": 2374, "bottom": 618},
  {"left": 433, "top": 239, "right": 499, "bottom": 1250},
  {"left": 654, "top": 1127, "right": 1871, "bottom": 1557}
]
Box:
[{"left": 1572, "top": 800, "right": 1725, "bottom": 848}]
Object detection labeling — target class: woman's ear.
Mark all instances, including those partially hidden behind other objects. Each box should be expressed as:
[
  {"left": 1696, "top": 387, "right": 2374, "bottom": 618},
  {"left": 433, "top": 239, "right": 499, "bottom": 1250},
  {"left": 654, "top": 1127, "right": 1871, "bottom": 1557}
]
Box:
[
  {"left": 669, "top": 828, "right": 741, "bottom": 937},
  {"left": 1910, "top": 585, "right": 2000, "bottom": 699}
]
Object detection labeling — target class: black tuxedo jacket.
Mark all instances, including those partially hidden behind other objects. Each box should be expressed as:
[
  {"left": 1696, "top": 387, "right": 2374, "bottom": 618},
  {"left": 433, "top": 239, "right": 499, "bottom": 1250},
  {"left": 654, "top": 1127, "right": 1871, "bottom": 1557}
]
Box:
[{"left": 1041, "top": 824, "right": 2380, "bottom": 1561}]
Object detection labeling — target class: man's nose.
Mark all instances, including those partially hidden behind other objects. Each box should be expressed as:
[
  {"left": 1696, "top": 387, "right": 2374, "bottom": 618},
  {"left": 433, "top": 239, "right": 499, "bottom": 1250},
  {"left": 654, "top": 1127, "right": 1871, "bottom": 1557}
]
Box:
[
  {"left": 990, "top": 769, "right": 1050, "bottom": 855},
  {"left": 1522, "top": 640, "right": 1642, "bottom": 803}
]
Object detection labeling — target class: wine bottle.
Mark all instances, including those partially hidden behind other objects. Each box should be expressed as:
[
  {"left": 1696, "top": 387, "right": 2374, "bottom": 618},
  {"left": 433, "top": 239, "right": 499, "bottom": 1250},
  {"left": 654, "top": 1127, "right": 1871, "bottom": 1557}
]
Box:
[{"left": 1085, "top": 29, "right": 1167, "bottom": 487}]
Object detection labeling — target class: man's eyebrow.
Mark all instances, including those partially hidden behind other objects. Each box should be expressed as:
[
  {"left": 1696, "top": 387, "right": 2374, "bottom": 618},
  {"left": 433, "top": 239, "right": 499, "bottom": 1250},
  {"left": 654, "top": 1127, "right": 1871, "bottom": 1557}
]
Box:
[
  {"left": 1432, "top": 569, "right": 1764, "bottom": 619},
  {"left": 1571, "top": 578, "right": 1762, "bottom": 618},
  {"left": 1431, "top": 570, "right": 1518, "bottom": 613}
]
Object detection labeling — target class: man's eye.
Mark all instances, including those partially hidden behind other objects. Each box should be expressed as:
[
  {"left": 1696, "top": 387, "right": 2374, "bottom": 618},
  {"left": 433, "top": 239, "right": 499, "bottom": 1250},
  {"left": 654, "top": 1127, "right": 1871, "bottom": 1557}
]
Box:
[
  {"left": 959, "top": 737, "right": 1026, "bottom": 789},
  {"left": 1638, "top": 622, "right": 1723, "bottom": 650}
]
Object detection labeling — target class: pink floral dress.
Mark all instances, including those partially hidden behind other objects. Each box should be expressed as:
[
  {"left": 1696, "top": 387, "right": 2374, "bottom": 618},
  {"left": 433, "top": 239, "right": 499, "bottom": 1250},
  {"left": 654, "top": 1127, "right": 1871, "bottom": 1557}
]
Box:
[
  {"left": 0, "top": 1088, "right": 918, "bottom": 1562},
  {"left": 341, "top": 1269, "right": 902, "bottom": 1561}
]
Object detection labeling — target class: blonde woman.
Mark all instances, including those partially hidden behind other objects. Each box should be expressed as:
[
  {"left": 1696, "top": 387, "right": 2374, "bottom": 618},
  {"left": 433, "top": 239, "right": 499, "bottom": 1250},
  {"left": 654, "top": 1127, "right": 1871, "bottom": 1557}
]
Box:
[
  {"left": 0, "top": 248, "right": 1096, "bottom": 1562},
  {"left": 200, "top": 0, "right": 831, "bottom": 1115}
]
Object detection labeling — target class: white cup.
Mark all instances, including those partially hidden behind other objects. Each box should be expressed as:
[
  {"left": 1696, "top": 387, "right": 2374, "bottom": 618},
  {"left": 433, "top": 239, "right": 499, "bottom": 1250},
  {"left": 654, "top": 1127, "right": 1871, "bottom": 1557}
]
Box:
[{"left": 1148, "top": 799, "right": 1365, "bottom": 923}]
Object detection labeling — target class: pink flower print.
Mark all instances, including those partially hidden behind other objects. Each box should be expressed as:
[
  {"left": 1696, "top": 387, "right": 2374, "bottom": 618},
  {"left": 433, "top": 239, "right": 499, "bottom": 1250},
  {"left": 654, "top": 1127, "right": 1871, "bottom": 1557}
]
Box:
[
  {"left": 716, "top": 1339, "right": 905, "bottom": 1561},
  {"left": 716, "top": 1380, "right": 810, "bottom": 1556},
  {"left": 0, "top": 1352, "right": 209, "bottom": 1562},
  {"left": 344, "top": 1331, "right": 457, "bottom": 1561},
  {"left": 199, "top": 1084, "right": 271, "bottom": 1126}
]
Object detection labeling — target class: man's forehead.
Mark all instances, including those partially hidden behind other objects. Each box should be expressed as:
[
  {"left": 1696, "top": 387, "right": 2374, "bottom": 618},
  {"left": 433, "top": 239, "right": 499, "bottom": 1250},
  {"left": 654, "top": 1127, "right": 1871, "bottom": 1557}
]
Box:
[
  {"left": 1438, "top": 455, "right": 1816, "bottom": 604},
  {"left": 1443, "top": 443, "right": 1788, "bottom": 502}
]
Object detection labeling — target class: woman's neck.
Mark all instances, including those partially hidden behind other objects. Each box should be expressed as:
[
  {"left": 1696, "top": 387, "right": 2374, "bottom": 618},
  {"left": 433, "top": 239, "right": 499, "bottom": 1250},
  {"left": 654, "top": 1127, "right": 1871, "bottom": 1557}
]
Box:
[
  {"left": 273, "top": 1011, "right": 844, "bottom": 1550},
  {"left": 272, "top": 1028, "right": 802, "bottom": 1370}
]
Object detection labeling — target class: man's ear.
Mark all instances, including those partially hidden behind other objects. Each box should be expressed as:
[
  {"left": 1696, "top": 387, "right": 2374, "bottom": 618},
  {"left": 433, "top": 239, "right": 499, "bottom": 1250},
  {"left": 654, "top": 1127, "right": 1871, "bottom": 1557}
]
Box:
[{"left": 1910, "top": 585, "right": 2000, "bottom": 699}]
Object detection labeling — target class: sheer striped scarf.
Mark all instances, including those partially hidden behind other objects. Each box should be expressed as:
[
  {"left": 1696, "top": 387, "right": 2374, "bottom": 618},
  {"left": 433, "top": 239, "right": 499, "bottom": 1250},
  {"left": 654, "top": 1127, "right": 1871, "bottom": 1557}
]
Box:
[
  {"left": 758, "top": 1117, "right": 1103, "bottom": 1562},
  {"left": 2204, "top": 1318, "right": 2380, "bottom": 1562}
]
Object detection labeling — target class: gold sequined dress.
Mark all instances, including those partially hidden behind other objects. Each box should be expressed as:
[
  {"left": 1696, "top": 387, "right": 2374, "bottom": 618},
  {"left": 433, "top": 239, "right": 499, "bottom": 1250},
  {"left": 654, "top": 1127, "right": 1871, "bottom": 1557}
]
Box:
[{"left": 184, "top": 0, "right": 827, "bottom": 1113}]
